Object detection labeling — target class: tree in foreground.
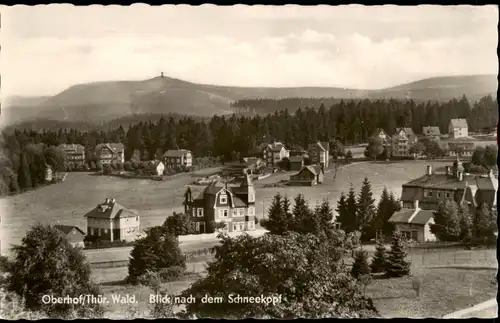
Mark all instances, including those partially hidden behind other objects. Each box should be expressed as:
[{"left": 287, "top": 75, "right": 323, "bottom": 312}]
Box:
[
  {"left": 385, "top": 231, "right": 411, "bottom": 278},
  {"left": 7, "top": 224, "right": 103, "bottom": 318},
  {"left": 473, "top": 203, "right": 497, "bottom": 245},
  {"left": 162, "top": 212, "right": 196, "bottom": 236},
  {"left": 261, "top": 193, "right": 289, "bottom": 235},
  {"left": 128, "top": 226, "right": 186, "bottom": 284},
  {"left": 356, "top": 177, "right": 376, "bottom": 242},
  {"left": 179, "top": 232, "right": 378, "bottom": 319},
  {"left": 370, "top": 239, "right": 388, "bottom": 273},
  {"left": 351, "top": 250, "right": 370, "bottom": 279},
  {"left": 430, "top": 199, "right": 461, "bottom": 241}
]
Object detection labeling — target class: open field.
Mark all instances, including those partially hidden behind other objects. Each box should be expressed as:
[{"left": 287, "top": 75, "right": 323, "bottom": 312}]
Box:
[
  {"left": 0, "top": 167, "right": 221, "bottom": 255},
  {"left": 368, "top": 267, "right": 497, "bottom": 318}
]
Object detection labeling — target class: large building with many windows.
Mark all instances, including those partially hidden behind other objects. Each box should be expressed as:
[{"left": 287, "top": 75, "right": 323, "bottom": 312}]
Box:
[
  {"left": 58, "top": 144, "right": 86, "bottom": 167},
  {"left": 183, "top": 175, "right": 256, "bottom": 233}
]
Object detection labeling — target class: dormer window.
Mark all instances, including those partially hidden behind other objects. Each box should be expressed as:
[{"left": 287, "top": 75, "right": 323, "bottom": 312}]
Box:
[{"left": 220, "top": 193, "right": 227, "bottom": 204}]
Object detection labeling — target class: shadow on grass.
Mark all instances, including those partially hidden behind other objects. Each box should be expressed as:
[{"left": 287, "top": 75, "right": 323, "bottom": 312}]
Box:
[{"left": 100, "top": 280, "right": 127, "bottom": 286}]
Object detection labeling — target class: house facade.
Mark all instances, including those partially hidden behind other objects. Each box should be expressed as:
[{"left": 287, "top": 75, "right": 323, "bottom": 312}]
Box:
[
  {"left": 388, "top": 203, "right": 436, "bottom": 242},
  {"left": 307, "top": 141, "right": 330, "bottom": 168},
  {"left": 95, "top": 143, "right": 124, "bottom": 164},
  {"left": 400, "top": 159, "right": 497, "bottom": 212},
  {"left": 55, "top": 225, "right": 86, "bottom": 248},
  {"left": 146, "top": 160, "right": 165, "bottom": 176},
  {"left": 58, "top": 144, "right": 86, "bottom": 167},
  {"left": 448, "top": 119, "right": 469, "bottom": 139},
  {"left": 84, "top": 198, "right": 140, "bottom": 242},
  {"left": 262, "top": 142, "right": 289, "bottom": 167},
  {"left": 391, "top": 127, "right": 418, "bottom": 157},
  {"left": 163, "top": 149, "right": 193, "bottom": 168},
  {"left": 446, "top": 141, "right": 475, "bottom": 157},
  {"left": 183, "top": 175, "right": 256, "bottom": 234},
  {"left": 373, "top": 128, "right": 390, "bottom": 144},
  {"left": 422, "top": 126, "right": 441, "bottom": 138},
  {"left": 289, "top": 165, "right": 324, "bottom": 186}
]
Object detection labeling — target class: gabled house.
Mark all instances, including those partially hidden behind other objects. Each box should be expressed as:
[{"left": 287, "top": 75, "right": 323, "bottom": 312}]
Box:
[
  {"left": 289, "top": 165, "right": 325, "bottom": 186},
  {"left": 84, "top": 198, "right": 140, "bottom": 242},
  {"left": 262, "top": 142, "right": 290, "bottom": 167},
  {"left": 54, "top": 225, "right": 86, "bottom": 248},
  {"left": 163, "top": 149, "right": 193, "bottom": 168},
  {"left": 388, "top": 202, "right": 436, "bottom": 242},
  {"left": 289, "top": 156, "right": 305, "bottom": 171},
  {"left": 241, "top": 157, "right": 265, "bottom": 173},
  {"left": 184, "top": 175, "right": 257, "bottom": 233},
  {"left": 307, "top": 141, "right": 330, "bottom": 168},
  {"left": 95, "top": 143, "right": 124, "bottom": 164},
  {"left": 447, "top": 140, "right": 475, "bottom": 157},
  {"left": 400, "top": 158, "right": 497, "bottom": 212},
  {"left": 391, "top": 127, "right": 418, "bottom": 157},
  {"left": 58, "top": 144, "right": 86, "bottom": 167},
  {"left": 422, "top": 126, "right": 441, "bottom": 138},
  {"left": 448, "top": 119, "right": 469, "bottom": 139}
]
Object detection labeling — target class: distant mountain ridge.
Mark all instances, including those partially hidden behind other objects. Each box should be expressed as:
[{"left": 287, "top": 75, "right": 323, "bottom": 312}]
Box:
[{"left": 2, "top": 74, "right": 497, "bottom": 127}]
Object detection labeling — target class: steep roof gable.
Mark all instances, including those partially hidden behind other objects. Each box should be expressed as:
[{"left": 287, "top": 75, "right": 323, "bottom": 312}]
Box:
[{"left": 450, "top": 118, "right": 468, "bottom": 128}]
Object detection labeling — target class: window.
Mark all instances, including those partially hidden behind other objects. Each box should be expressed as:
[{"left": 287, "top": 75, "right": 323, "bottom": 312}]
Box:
[
  {"left": 436, "top": 192, "right": 441, "bottom": 198},
  {"left": 104, "top": 229, "right": 108, "bottom": 234},
  {"left": 220, "top": 194, "right": 227, "bottom": 204},
  {"left": 90, "top": 228, "right": 94, "bottom": 235},
  {"left": 195, "top": 222, "right": 200, "bottom": 232},
  {"left": 424, "top": 190, "right": 433, "bottom": 197},
  {"left": 238, "top": 208, "right": 244, "bottom": 216},
  {"left": 248, "top": 207, "right": 255, "bottom": 215},
  {"left": 233, "top": 223, "right": 239, "bottom": 231},
  {"left": 219, "top": 209, "right": 229, "bottom": 218},
  {"left": 197, "top": 208, "right": 204, "bottom": 217},
  {"left": 445, "top": 192, "right": 451, "bottom": 198},
  {"left": 136, "top": 216, "right": 138, "bottom": 221},
  {"left": 233, "top": 208, "right": 238, "bottom": 216}
]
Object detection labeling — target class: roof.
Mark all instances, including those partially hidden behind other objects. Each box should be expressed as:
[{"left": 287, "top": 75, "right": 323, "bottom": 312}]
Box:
[
  {"left": 388, "top": 209, "right": 433, "bottom": 225},
  {"left": 96, "top": 143, "right": 124, "bottom": 153},
  {"left": 308, "top": 141, "right": 330, "bottom": 152},
  {"left": 84, "top": 200, "right": 138, "bottom": 219},
  {"left": 450, "top": 118, "right": 469, "bottom": 128},
  {"left": 448, "top": 141, "right": 475, "bottom": 149},
  {"left": 54, "top": 225, "right": 85, "bottom": 236},
  {"left": 289, "top": 156, "right": 304, "bottom": 163},
  {"left": 163, "top": 149, "right": 191, "bottom": 157},
  {"left": 422, "top": 126, "right": 441, "bottom": 136},
  {"left": 242, "top": 157, "right": 261, "bottom": 165},
  {"left": 299, "top": 165, "right": 323, "bottom": 176},
  {"left": 186, "top": 186, "right": 205, "bottom": 200},
  {"left": 265, "top": 142, "right": 287, "bottom": 152},
  {"left": 58, "top": 144, "right": 85, "bottom": 153},
  {"left": 148, "top": 160, "right": 164, "bottom": 168},
  {"left": 394, "top": 127, "right": 416, "bottom": 137}
]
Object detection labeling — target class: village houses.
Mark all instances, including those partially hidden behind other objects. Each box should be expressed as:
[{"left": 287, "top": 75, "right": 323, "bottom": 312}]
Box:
[
  {"left": 84, "top": 198, "right": 140, "bottom": 242},
  {"left": 391, "top": 127, "right": 418, "bottom": 157},
  {"left": 183, "top": 174, "right": 257, "bottom": 234},
  {"left": 289, "top": 165, "right": 325, "bottom": 186},
  {"left": 447, "top": 141, "right": 475, "bottom": 157},
  {"left": 54, "top": 225, "right": 86, "bottom": 248},
  {"left": 262, "top": 141, "right": 290, "bottom": 167},
  {"left": 390, "top": 157, "right": 497, "bottom": 242},
  {"left": 307, "top": 141, "right": 330, "bottom": 168},
  {"left": 163, "top": 149, "right": 193, "bottom": 168},
  {"left": 289, "top": 155, "right": 305, "bottom": 171},
  {"left": 448, "top": 118, "right": 469, "bottom": 139},
  {"left": 373, "top": 128, "right": 390, "bottom": 144},
  {"left": 58, "top": 144, "right": 86, "bottom": 167},
  {"left": 145, "top": 160, "right": 165, "bottom": 176},
  {"left": 95, "top": 143, "right": 125, "bottom": 164}
]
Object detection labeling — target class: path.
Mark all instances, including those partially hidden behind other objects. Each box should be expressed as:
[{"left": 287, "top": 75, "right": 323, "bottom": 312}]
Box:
[{"left": 443, "top": 298, "right": 498, "bottom": 318}]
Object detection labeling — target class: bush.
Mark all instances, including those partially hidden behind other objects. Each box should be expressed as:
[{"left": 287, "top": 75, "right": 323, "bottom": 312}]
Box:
[
  {"left": 385, "top": 231, "right": 411, "bottom": 278},
  {"left": 158, "top": 266, "right": 185, "bottom": 282},
  {"left": 370, "top": 240, "right": 388, "bottom": 273},
  {"left": 136, "top": 270, "right": 162, "bottom": 290}
]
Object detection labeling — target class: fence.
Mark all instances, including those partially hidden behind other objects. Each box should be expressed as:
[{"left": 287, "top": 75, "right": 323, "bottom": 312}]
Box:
[{"left": 184, "top": 247, "right": 216, "bottom": 262}]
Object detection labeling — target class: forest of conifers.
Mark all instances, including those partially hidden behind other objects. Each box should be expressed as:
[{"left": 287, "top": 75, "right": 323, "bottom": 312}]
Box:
[{"left": 0, "top": 95, "right": 497, "bottom": 196}]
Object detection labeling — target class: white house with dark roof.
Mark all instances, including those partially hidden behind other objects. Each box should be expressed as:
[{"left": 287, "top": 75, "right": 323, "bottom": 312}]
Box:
[
  {"left": 262, "top": 142, "right": 289, "bottom": 166},
  {"left": 95, "top": 143, "right": 124, "bottom": 164},
  {"left": 163, "top": 149, "right": 192, "bottom": 168},
  {"left": 84, "top": 198, "right": 140, "bottom": 242},
  {"left": 58, "top": 144, "right": 86, "bottom": 167},
  {"left": 183, "top": 174, "right": 256, "bottom": 233},
  {"left": 307, "top": 141, "right": 330, "bottom": 168},
  {"left": 388, "top": 202, "right": 436, "bottom": 242},
  {"left": 448, "top": 118, "right": 469, "bottom": 139}
]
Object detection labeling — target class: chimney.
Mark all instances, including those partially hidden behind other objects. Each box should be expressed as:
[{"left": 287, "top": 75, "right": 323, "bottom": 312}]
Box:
[
  {"left": 426, "top": 165, "right": 432, "bottom": 175},
  {"left": 111, "top": 198, "right": 116, "bottom": 204},
  {"left": 105, "top": 198, "right": 110, "bottom": 203},
  {"left": 414, "top": 200, "right": 419, "bottom": 209},
  {"left": 458, "top": 171, "right": 463, "bottom": 181}
]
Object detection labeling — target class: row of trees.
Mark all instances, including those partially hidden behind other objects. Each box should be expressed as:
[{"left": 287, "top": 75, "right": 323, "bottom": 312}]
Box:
[
  {"left": 431, "top": 199, "right": 497, "bottom": 246},
  {"left": 336, "top": 179, "right": 401, "bottom": 242}
]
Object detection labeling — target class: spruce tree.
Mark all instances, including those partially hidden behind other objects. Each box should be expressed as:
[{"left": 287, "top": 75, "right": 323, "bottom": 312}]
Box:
[
  {"left": 282, "top": 195, "right": 294, "bottom": 231},
  {"left": 386, "top": 231, "right": 411, "bottom": 277},
  {"left": 336, "top": 192, "right": 349, "bottom": 231},
  {"left": 356, "top": 177, "right": 376, "bottom": 242},
  {"left": 261, "top": 194, "right": 288, "bottom": 235},
  {"left": 370, "top": 239, "right": 388, "bottom": 273},
  {"left": 17, "top": 152, "right": 32, "bottom": 190},
  {"left": 345, "top": 185, "right": 358, "bottom": 233},
  {"left": 292, "top": 194, "right": 315, "bottom": 234},
  {"left": 351, "top": 250, "right": 370, "bottom": 279},
  {"left": 430, "top": 199, "right": 461, "bottom": 241}
]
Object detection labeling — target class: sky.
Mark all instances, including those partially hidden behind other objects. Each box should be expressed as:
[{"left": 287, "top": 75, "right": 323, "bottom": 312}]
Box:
[{"left": 0, "top": 4, "right": 498, "bottom": 97}]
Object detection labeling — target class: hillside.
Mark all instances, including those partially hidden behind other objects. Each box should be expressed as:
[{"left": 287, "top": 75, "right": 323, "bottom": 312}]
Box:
[{"left": 2, "top": 74, "right": 497, "bottom": 127}]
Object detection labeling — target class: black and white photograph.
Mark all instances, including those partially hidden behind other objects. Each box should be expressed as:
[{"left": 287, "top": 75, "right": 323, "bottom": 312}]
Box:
[{"left": 0, "top": 4, "right": 498, "bottom": 319}]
